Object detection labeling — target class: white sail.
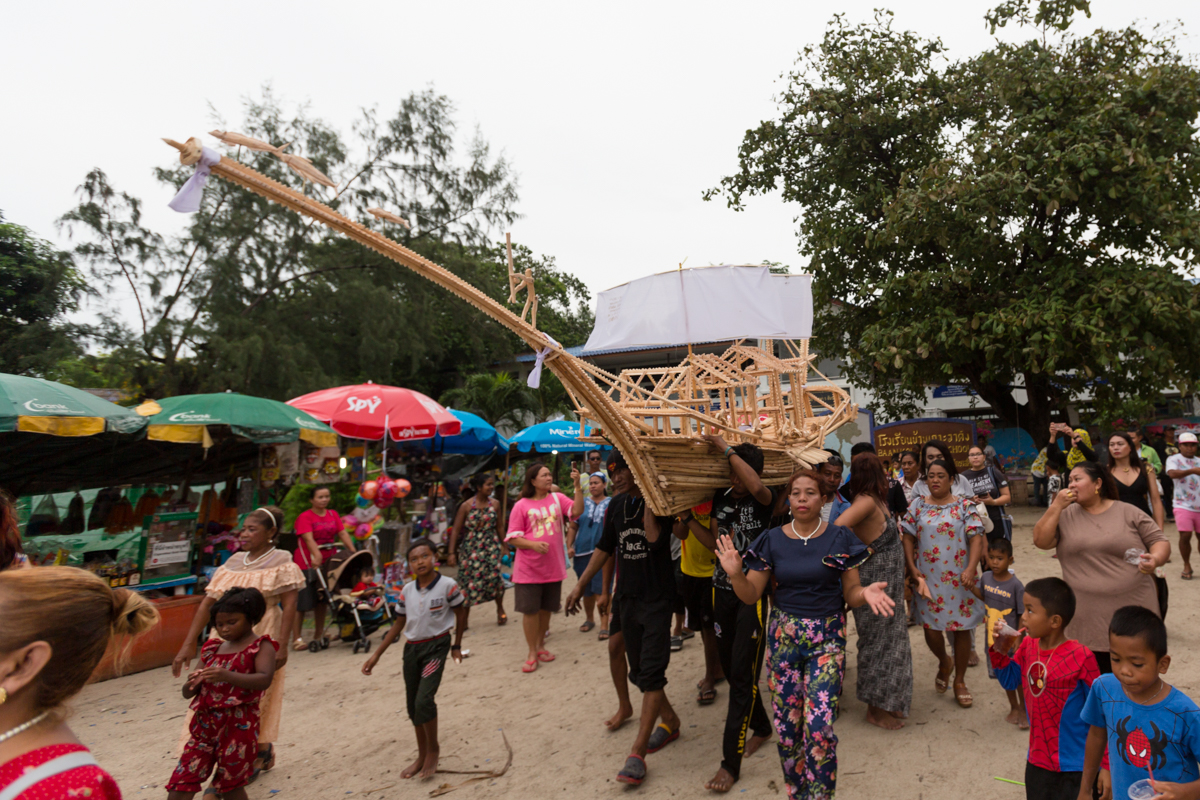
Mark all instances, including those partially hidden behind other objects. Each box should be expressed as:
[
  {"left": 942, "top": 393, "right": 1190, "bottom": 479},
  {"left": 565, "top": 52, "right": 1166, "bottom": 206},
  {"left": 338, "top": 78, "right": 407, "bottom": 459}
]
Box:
[{"left": 584, "top": 265, "right": 812, "bottom": 351}]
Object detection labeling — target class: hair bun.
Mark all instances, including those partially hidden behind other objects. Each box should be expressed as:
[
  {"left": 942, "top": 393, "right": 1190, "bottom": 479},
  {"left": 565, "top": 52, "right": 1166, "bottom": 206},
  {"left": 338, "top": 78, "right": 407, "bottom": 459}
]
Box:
[{"left": 109, "top": 588, "right": 160, "bottom": 638}]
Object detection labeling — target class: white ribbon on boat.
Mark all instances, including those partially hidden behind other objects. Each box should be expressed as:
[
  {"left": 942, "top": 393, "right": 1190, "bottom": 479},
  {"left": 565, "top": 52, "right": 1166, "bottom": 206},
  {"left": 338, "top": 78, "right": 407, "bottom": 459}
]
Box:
[
  {"left": 527, "top": 334, "right": 560, "bottom": 389},
  {"left": 167, "top": 147, "right": 222, "bottom": 213}
]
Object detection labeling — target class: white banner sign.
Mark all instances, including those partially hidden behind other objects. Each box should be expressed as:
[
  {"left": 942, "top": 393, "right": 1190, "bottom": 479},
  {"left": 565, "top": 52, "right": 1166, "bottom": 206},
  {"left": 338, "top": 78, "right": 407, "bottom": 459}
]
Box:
[{"left": 148, "top": 540, "right": 190, "bottom": 567}]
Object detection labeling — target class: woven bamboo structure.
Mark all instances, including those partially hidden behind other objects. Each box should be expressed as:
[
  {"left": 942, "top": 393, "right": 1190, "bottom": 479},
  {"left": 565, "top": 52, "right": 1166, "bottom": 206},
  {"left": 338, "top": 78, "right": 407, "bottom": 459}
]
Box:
[{"left": 162, "top": 137, "right": 856, "bottom": 515}]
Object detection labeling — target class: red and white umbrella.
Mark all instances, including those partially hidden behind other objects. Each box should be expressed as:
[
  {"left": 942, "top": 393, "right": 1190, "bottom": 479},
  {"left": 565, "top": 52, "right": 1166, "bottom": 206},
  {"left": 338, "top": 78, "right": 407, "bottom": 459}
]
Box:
[{"left": 287, "top": 382, "right": 461, "bottom": 442}]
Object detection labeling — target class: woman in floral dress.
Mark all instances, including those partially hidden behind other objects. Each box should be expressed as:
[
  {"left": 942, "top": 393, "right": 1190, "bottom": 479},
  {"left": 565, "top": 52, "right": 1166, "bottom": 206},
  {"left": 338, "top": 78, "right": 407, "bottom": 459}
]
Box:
[
  {"left": 448, "top": 474, "right": 508, "bottom": 627},
  {"left": 901, "top": 459, "right": 986, "bottom": 709}
]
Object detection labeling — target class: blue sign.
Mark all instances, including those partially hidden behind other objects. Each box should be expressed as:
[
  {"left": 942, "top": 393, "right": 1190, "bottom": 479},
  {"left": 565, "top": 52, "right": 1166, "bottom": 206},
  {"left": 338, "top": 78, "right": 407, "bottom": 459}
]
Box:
[{"left": 933, "top": 385, "right": 976, "bottom": 399}]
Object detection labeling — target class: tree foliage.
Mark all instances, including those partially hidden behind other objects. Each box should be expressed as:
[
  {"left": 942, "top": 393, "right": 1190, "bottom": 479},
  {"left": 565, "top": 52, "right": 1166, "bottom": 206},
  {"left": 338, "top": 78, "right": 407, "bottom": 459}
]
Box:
[
  {"left": 59, "top": 89, "right": 592, "bottom": 402},
  {"left": 708, "top": 6, "right": 1200, "bottom": 444},
  {"left": 0, "top": 213, "right": 91, "bottom": 378}
]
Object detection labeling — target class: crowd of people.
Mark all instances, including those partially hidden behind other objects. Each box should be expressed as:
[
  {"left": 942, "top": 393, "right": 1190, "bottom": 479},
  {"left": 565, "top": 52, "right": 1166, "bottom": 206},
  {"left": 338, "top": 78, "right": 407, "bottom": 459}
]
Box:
[{"left": 2, "top": 421, "right": 1200, "bottom": 799}]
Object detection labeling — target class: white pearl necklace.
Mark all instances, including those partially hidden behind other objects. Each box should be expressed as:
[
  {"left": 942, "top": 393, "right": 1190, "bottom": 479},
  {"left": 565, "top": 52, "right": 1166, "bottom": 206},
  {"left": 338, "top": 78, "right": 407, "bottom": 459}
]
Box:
[
  {"left": 790, "top": 520, "right": 822, "bottom": 545},
  {"left": 242, "top": 546, "right": 277, "bottom": 566},
  {"left": 0, "top": 710, "right": 50, "bottom": 744}
]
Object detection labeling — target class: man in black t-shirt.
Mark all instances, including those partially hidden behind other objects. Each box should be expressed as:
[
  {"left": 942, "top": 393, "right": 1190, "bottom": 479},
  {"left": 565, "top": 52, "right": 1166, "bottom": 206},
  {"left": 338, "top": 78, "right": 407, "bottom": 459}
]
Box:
[
  {"left": 679, "top": 433, "right": 776, "bottom": 793},
  {"left": 567, "top": 451, "right": 680, "bottom": 786}
]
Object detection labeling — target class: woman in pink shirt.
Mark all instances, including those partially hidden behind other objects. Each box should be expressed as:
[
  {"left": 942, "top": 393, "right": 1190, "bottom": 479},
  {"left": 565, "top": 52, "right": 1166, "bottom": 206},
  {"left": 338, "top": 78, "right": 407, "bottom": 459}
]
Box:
[
  {"left": 291, "top": 487, "right": 355, "bottom": 651},
  {"left": 507, "top": 463, "right": 574, "bottom": 673}
]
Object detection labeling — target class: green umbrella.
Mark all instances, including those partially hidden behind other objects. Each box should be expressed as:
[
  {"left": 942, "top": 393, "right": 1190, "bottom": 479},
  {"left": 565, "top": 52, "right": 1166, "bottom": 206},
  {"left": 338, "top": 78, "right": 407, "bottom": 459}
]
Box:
[
  {"left": 145, "top": 392, "right": 337, "bottom": 446},
  {"left": 0, "top": 373, "right": 146, "bottom": 436}
]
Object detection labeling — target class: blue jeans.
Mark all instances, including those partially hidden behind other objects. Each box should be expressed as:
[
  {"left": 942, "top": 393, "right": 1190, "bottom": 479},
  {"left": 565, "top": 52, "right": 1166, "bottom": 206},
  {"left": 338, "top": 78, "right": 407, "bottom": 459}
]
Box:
[
  {"left": 1031, "top": 474, "right": 1048, "bottom": 506},
  {"left": 572, "top": 554, "right": 603, "bottom": 596}
]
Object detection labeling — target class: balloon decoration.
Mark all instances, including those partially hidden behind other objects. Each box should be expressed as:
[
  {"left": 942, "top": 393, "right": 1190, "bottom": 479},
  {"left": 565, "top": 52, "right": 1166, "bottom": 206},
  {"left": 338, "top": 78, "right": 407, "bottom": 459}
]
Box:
[
  {"left": 359, "top": 480, "right": 379, "bottom": 500},
  {"left": 376, "top": 478, "right": 398, "bottom": 507},
  {"left": 352, "top": 505, "right": 380, "bottom": 523},
  {"left": 353, "top": 522, "right": 374, "bottom": 540},
  {"left": 355, "top": 493, "right": 371, "bottom": 509},
  {"left": 341, "top": 514, "right": 357, "bottom": 530},
  {"left": 393, "top": 478, "right": 412, "bottom": 499}
]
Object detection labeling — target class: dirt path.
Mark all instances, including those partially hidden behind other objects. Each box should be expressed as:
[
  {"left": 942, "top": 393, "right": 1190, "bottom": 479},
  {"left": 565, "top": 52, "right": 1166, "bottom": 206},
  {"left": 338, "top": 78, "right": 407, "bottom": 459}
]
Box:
[{"left": 76, "top": 507, "right": 1200, "bottom": 799}]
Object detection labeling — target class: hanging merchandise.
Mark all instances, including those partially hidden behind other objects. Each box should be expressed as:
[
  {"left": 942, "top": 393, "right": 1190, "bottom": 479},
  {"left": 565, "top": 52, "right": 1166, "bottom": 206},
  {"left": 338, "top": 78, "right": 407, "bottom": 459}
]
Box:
[
  {"left": 104, "top": 496, "right": 136, "bottom": 534},
  {"left": 88, "top": 487, "right": 121, "bottom": 530},
  {"left": 131, "top": 490, "right": 162, "bottom": 524},
  {"left": 60, "top": 493, "right": 86, "bottom": 535},
  {"left": 26, "top": 495, "right": 62, "bottom": 536}
]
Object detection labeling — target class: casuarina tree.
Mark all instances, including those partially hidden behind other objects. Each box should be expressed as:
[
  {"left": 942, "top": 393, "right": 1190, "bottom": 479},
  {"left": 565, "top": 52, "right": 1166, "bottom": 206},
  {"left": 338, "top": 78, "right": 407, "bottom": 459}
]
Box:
[{"left": 708, "top": 0, "right": 1200, "bottom": 444}]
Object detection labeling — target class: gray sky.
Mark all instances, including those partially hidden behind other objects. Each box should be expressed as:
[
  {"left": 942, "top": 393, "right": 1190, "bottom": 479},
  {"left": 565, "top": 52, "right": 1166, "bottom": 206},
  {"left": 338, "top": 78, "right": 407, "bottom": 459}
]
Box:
[{"left": 3, "top": 0, "right": 1196, "bottom": 325}]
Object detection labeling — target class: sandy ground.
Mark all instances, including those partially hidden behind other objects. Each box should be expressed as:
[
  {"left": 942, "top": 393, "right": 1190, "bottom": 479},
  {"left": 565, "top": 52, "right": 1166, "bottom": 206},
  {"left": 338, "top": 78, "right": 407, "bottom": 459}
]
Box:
[{"left": 74, "top": 507, "right": 1200, "bottom": 800}]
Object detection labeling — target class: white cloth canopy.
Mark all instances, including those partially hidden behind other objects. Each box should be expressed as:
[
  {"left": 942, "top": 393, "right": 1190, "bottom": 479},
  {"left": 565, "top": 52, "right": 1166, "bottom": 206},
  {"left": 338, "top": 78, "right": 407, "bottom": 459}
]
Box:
[{"left": 583, "top": 265, "right": 812, "bottom": 351}]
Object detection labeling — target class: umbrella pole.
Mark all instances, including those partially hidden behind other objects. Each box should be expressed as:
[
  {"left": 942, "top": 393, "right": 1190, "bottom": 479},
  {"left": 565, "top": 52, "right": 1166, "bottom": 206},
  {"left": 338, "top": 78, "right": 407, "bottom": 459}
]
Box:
[
  {"left": 500, "top": 447, "right": 511, "bottom": 527},
  {"left": 382, "top": 415, "right": 389, "bottom": 473}
]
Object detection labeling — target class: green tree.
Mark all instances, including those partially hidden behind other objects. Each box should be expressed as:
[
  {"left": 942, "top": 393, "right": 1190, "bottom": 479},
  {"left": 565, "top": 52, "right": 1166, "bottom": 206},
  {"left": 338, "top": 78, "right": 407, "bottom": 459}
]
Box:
[
  {"left": 708, "top": 2, "right": 1200, "bottom": 444},
  {"left": 0, "top": 213, "right": 90, "bottom": 377},
  {"left": 439, "top": 372, "right": 536, "bottom": 434},
  {"left": 59, "top": 88, "right": 591, "bottom": 402}
]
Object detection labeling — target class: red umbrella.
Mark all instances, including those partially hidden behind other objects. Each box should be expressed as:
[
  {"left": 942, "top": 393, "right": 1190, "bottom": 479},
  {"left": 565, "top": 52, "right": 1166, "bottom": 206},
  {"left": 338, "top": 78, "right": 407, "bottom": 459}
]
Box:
[{"left": 287, "top": 382, "right": 461, "bottom": 442}]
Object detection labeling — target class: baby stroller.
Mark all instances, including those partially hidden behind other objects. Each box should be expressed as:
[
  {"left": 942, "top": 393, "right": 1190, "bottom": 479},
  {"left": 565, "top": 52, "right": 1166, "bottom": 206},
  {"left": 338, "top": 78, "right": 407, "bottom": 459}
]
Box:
[{"left": 312, "top": 549, "right": 393, "bottom": 655}]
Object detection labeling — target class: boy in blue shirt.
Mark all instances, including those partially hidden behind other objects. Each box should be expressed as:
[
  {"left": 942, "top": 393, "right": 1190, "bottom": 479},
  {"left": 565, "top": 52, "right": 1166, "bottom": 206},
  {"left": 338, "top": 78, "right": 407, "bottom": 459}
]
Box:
[{"left": 1080, "top": 606, "right": 1200, "bottom": 800}]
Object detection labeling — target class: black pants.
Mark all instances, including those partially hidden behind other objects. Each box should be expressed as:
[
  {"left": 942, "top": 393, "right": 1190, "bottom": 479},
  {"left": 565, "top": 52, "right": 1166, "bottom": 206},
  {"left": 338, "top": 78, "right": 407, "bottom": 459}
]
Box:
[
  {"left": 712, "top": 587, "right": 771, "bottom": 779},
  {"left": 1025, "top": 762, "right": 1082, "bottom": 800},
  {"left": 403, "top": 634, "right": 451, "bottom": 726},
  {"left": 1162, "top": 473, "right": 1175, "bottom": 518},
  {"left": 619, "top": 595, "right": 673, "bottom": 693}
]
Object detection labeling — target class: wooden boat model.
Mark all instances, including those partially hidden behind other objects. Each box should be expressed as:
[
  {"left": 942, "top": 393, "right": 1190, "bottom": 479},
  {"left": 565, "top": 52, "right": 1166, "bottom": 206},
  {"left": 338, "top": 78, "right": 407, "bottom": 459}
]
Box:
[{"left": 161, "top": 136, "right": 856, "bottom": 515}]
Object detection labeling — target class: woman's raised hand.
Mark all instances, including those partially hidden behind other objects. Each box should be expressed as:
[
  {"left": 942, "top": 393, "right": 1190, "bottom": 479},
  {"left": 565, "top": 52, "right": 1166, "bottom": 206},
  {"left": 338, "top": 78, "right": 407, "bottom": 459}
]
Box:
[
  {"left": 862, "top": 582, "right": 896, "bottom": 617},
  {"left": 714, "top": 534, "right": 743, "bottom": 576}
]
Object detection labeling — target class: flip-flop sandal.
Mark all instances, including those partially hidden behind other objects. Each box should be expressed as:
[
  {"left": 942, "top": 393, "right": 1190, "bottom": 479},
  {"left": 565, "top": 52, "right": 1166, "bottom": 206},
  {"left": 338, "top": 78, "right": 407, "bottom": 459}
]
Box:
[
  {"left": 497, "top": 612, "right": 508, "bottom": 625},
  {"left": 292, "top": 638, "right": 307, "bottom": 652},
  {"left": 597, "top": 629, "right": 609, "bottom": 641},
  {"left": 646, "top": 723, "right": 680, "bottom": 753},
  {"left": 522, "top": 659, "right": 538, "bottom": 673},
  {"left": 697, "top": 688, "right": 717, "bottom": 706},
  {"left": 954, "top": 684, "right": 973, "bottom": 708},
  {"left": 670, "top": 636, "right": 683, "bottom": 652},
  {"left": 1183, "top": 571, "right": 1194, "bottom": 580},
  {"left": 254, "top": 744, "right": 274, "bottom": 772},
  {"left": 679, "top": 629, "right": 696, "bottom": 640},
  {"left": 579, "top": 620, "right": 596, "bottom": 632},
  {"left": 536, "top": 650, "right": 556, "bottom": 663},
  {"left": 616, "top": 754, "right": 647, "bottom": 785},
  {"left": 935, "top": 657, "right": 952, "bottom": 694}
]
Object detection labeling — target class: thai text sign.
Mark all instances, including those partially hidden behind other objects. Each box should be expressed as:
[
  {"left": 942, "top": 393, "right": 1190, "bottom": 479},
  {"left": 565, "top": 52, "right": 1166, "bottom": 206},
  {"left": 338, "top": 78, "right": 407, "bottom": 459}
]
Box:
[{"left": 872, "top": 418, "right": 977, "bottom": 473}]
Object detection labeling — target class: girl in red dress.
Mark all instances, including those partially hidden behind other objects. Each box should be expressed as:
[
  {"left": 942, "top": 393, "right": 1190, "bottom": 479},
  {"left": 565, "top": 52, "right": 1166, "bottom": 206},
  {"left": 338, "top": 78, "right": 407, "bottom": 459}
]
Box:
[
  {"left": 0, "top": 567, "right": 159, "bottom": 800},
  {"left": 167, "top": 588, "right": 277, "bottom": 800}
]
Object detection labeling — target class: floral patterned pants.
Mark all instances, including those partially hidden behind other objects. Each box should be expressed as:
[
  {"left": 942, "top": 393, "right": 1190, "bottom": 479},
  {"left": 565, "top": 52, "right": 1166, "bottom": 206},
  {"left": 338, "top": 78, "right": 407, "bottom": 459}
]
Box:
[
  {"left": 766, "top": 609, "right": 846, "bottom": 800},
  {"left": 166, "top": 704, "right": 260, "bottom": 793}
]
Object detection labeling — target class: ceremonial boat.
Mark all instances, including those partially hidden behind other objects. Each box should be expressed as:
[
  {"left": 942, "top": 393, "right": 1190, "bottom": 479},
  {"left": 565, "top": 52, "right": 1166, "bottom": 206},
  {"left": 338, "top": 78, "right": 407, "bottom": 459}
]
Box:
[{"left": 162, "top": 136, "right": 856, "bottom": 515}]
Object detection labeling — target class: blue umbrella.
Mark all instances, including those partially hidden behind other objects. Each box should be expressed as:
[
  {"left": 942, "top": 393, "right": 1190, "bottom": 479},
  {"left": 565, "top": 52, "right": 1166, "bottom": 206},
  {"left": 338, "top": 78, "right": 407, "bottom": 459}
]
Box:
[
  {"left": 410, "top": 409, "right": 509, "bottom": 455},
  {"left": 510, "top": 420, "right": 609, "bottom": 454}
]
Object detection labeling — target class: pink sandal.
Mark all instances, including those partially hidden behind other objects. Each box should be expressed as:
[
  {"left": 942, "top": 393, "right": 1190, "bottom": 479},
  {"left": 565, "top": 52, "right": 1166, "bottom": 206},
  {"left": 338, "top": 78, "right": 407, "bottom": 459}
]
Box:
[
  {"left": 522, "top": 659, "right": 538, "bottom": 673},
  {"left": 536, "top": 650, "right": 556, "bottom": 663}
]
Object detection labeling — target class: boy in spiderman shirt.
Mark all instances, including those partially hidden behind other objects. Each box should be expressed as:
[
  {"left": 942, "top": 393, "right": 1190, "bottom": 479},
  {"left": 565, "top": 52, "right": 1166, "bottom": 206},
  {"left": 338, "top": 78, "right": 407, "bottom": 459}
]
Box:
[
  {"left": 1080, "top": 606, "right": 1200, "bottom": 800},
  {"left": 989, "top": 577, "right": 1110, "bottom": 800}
]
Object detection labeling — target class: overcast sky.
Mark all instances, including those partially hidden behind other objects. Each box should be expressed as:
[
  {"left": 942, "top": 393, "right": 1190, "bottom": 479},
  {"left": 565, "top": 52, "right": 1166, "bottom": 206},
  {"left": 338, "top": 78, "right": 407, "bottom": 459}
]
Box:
[{"left": 3, "top": 0, "right": 1196, "bottom": 326}]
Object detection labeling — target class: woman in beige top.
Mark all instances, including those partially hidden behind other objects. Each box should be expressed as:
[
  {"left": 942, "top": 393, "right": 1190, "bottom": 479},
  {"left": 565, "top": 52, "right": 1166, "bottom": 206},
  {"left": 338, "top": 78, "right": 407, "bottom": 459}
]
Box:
[
  {"left": 1032, "top": 461, "right": 1169, "bottom": 673},
  {"left": 171, "top": 505, "right": 304, "bottom": 779}
]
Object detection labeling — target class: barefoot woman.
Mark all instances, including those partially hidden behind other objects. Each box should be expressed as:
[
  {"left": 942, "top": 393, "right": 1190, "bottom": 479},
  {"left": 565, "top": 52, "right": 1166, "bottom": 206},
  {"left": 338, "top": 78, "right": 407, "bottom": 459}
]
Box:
[
  {"left": 835, "top": 452, "right": 913, "bottom": 729},
  {"left": 447, "top": 473, "right": 508, "bottom": 627},
  {"left": 715, "top": 469, "right": 895, "bottom": 799}
]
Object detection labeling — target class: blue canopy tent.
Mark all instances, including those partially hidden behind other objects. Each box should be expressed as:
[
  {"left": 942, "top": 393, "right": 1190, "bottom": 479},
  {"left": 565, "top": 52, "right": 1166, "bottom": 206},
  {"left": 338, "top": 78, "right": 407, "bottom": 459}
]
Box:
[
  {"left": 510, "top": 420, "right": 608, "bottom": 454},
  {"left": 410, "top": 409, "right": 510, "bottom": 455}
]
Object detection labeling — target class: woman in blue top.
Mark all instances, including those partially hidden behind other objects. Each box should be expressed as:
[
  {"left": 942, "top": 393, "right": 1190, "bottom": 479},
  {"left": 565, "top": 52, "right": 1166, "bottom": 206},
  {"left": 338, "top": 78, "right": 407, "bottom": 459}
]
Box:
[
  {"left": 567, "top": 472, "right": 610, "bottom": 633},
  {"left": 715, "top": 469, "right": 894, "bottom": 800}
]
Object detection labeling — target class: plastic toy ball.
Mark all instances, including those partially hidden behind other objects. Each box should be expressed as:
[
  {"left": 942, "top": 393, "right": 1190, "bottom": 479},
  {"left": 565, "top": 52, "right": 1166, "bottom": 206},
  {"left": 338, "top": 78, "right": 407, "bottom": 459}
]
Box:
[
  {"left": 354, "top": 522, "right": 373, "bottom": 540},
  {"left": 341, "top": 514, "right": 357, "bottom": 530},
  {"left": 359, "top": 480, "right": 379, "bottom": 500},
  {"left": 393, "top": 478, "right": 412, "bottom": 499},
  {"left": 355, "top": 493, "right": 371, "bottom": 509},
  {"left": 376, "top": 478, "right": 398, "bottom": 505}
]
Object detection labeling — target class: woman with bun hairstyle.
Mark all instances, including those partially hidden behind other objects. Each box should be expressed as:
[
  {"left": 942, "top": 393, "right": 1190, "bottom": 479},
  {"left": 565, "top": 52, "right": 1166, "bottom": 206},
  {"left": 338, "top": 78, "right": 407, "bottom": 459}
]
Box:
[
  {"left": 0, "top": 566, "right": 160, "bottom": 799},
  {"left": 171, "top": 506, "right": 303, "bottom": 779}
]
